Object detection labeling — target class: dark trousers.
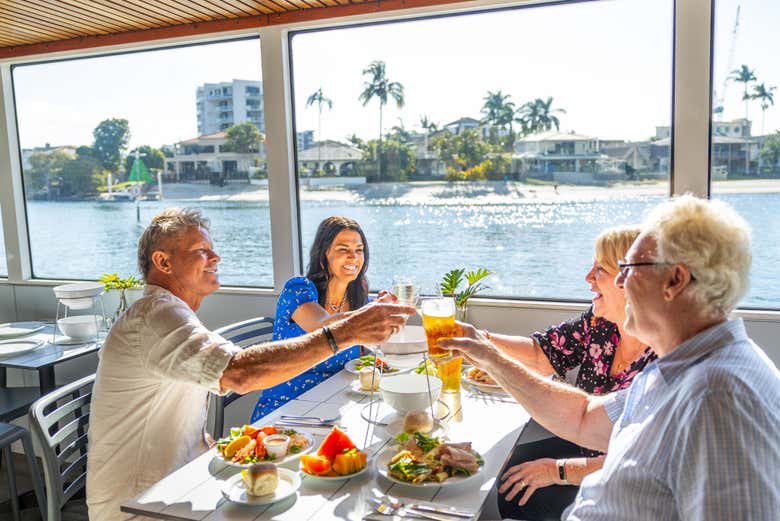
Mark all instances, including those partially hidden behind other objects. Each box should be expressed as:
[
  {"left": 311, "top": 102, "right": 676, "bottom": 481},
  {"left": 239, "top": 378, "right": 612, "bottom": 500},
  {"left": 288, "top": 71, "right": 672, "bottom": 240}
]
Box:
[{"left": 497, "top": 436, "right": 582, "bottom": 521}]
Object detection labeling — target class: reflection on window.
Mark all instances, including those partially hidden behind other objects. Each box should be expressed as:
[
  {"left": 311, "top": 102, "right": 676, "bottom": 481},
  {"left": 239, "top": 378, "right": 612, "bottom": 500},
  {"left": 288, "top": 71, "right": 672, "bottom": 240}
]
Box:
[
  {"left": 291, "top": 0, "right": 673, "bottom": 299},
  {"left": 13, "top": 39, "right": 273, "bottom": 286},
  {"left": 711, "top": 0, "right": 780, "bottom": 308}
]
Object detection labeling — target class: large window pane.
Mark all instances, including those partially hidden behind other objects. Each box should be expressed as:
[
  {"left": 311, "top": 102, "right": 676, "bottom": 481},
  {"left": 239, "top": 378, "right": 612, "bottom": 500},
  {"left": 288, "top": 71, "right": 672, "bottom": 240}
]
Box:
[
  {"left": 711, "top": 1, "right": 780, "bottom": 308},
  {"left": 14, "top": 39, "right": 272, "bottom": 286},
  {"left": 291, "top": 0, "right": 672, "bottom": 299}
]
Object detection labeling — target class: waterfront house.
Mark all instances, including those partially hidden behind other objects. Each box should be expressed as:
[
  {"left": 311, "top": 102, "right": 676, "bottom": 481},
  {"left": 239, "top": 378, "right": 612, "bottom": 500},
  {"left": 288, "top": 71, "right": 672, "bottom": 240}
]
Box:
[{"left": 164, "top": 132, "right": 266, "bottom": 183}]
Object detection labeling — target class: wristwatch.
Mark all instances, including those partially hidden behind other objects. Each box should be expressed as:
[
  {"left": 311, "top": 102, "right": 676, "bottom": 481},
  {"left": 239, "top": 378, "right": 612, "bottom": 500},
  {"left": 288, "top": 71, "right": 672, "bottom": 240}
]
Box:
[{"left": 556, "top": 459, "right": 569, "bottom": 485}]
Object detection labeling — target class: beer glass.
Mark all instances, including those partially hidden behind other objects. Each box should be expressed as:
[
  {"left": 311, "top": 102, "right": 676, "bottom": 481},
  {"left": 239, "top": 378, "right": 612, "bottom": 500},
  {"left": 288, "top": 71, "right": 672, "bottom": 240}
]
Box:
[
  {"left": 421, "top": 296, "right": 457, "bottom": 358},
  {"left": 435, "top": 355, "right": 462, "bottom": 393}
]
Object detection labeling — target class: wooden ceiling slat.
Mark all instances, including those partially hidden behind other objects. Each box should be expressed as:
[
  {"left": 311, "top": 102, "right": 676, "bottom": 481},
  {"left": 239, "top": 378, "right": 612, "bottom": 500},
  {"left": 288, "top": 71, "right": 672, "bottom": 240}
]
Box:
[
  {"left": 222, "top": 0, "right": 267, "bottom": 16},
  {"left": 188, "top": 0, "right": 242, "bottom": 19},
  {"left": 0, "top": 7, "right": 89, "bottom": 39},
  {"left": 118, "top": 0, "right": 203, "bottom": 26},
  {"left": 156, "top": 0, "right": 222, "bottom": 21},
  {"left": 0, "top": 13, "right": 84, "bottom": 40},
  {"left": 79, "top": 0, "right": 171, "bottom": 27},
  {"left": 24, "top": 0, "right": 129, "bottom": 34}
]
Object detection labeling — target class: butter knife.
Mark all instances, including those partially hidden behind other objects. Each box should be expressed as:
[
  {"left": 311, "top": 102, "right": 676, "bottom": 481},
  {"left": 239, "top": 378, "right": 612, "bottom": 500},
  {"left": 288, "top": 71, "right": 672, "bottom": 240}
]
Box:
[{"left": 407, "top": 505, "right": 473, "bottom": 519}]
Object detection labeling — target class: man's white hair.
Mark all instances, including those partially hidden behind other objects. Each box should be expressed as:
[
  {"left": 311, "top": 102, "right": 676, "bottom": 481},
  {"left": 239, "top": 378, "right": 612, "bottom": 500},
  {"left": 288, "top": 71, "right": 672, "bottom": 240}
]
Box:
[{"left": 643, "top": 194, "right": 752, "bottom": 318}]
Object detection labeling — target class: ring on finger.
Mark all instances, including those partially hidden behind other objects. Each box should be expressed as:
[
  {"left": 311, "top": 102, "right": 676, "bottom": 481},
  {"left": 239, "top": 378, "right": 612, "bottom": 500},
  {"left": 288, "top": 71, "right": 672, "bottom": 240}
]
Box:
[{"left": 518, "top": 479, "right": 527, "bottom": 490}]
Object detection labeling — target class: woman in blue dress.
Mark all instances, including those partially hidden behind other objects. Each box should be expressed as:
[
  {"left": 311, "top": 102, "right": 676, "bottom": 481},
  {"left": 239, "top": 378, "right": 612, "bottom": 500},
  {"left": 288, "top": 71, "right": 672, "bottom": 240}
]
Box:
[{"left": 250, "top": 216, "right": 372, "bottom": 421}]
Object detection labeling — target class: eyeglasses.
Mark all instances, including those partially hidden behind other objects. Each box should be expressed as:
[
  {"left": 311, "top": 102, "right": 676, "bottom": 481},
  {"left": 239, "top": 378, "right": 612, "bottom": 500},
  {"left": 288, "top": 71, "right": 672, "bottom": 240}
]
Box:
[{"left": 617, "top": 260, "right": 696, "bottom": 281}]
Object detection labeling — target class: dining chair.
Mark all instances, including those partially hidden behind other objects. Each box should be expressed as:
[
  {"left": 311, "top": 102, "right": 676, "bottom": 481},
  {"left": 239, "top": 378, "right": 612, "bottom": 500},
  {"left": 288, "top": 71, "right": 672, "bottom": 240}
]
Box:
[
  {"left": 210, "top": 316, "right": 274, "bottom": 438},
  {"left": 28, "top": 374, "right": 95, "bottom": 521}
]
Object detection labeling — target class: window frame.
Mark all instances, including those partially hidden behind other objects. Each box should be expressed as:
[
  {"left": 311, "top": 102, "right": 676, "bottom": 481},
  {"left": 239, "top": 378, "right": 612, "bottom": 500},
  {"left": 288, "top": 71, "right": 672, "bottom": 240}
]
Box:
[{"left": 3, "top": 0, "right": 772, "bottom": 313}]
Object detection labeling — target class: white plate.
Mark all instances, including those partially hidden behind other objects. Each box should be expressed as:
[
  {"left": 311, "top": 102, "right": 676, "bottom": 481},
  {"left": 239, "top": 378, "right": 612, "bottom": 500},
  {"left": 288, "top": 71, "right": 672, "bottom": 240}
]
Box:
[
  {"left": 462, "top": 368, "right": 504, "bottom": 393},
  {"left": 221, "top": 468, "right": 300, "bottom": 506},
  {"left": 0, "top": 339, "right": 45, "bottom": 358},
  {"left": 214, "top": 431, "right": 315, "bottom": 468},
  {"left": 344, "top": 358, "right": 410, "bottom": 376},
  {"left": 380, "top": 325, "right": 428, "bottom": 355},
  {"left": 382, "top": 418, "right": 448, "bottom": 439},
  {"left": 300, "top": 455, "right": 372, "bottom": 481},
  {"left": 53, "top": 282, "right": 104, "bottom": 299},
  {"left": 0, "top": 323, "right": 45, "bottom": 340},
  {"left": 375, "top": 446, "right": 483, "bottom": 488}
]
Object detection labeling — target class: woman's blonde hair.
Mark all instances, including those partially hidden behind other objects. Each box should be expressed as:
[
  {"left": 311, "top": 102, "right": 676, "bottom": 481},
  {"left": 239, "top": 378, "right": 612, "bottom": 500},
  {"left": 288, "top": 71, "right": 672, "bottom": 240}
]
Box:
[
  {"left": 595, "top": 225, "right": 642, "bottom": 274},
  {"left": 644, "top": 194, "right": 751, "bottom": 318},
  {"left": 137, "top": 208, "right": 210, "bottom": 279}
]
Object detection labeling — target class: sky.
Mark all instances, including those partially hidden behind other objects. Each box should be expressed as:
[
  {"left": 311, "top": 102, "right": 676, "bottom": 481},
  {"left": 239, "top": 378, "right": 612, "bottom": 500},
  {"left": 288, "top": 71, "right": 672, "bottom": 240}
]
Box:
[{"left": 11, "top": 0, "right": 779, "bottom": 151}]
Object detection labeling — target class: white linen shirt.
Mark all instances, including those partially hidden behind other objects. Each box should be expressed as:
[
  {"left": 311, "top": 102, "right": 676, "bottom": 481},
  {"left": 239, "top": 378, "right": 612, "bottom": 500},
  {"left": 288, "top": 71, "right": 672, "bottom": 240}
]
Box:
[{"left": 86, "top": 284, "right": 241, "bottom": 521}]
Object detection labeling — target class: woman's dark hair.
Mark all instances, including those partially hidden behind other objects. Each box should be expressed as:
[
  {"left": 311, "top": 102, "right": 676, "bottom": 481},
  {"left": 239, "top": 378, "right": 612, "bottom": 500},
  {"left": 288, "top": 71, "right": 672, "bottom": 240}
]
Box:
[{"left": 306, "top": 216, "right": 370, "bottom": 310}]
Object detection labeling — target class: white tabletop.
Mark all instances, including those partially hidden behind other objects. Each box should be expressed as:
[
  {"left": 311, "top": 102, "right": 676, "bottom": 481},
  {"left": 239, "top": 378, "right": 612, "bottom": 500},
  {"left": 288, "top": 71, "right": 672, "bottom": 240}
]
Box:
[{"left": 122, "top": 369, "right": 530, "bottom": 521}]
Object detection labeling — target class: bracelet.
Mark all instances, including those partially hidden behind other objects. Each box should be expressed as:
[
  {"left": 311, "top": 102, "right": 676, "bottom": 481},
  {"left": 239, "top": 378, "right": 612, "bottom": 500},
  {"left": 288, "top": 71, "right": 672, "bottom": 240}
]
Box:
[
  {"left": 557, "top": 459, "right": 569, "bottom": 485},
  {"left": 482, "top": 329, "right": 491, "bottom": 341},
  {"left": 322, "top": 326, "right": 339, "bottom": 354}
]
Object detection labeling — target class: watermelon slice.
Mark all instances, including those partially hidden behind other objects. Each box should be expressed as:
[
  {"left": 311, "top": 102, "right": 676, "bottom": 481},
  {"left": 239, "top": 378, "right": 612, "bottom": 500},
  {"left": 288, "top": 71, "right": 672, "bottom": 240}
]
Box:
[{"left": 316, "top": 426, "right": 357, "bottom": 461}]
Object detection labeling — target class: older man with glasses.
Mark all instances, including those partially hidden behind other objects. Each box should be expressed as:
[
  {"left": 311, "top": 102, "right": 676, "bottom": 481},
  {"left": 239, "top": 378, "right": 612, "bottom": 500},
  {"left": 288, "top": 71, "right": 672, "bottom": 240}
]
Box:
[
  {"left": 86, "top": 208, "right": 415, "bottom": 521},
  {"left": 443, "top": 195, "right": 780, "bottom": 521}
]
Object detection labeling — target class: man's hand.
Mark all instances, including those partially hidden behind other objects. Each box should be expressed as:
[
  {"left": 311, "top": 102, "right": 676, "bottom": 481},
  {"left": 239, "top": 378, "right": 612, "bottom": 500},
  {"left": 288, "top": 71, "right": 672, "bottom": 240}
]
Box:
[
  {"left": 499, "top": 457, "right": 559, "bottom": 506},
  {"left": 332, "top": 302, "right": 415, "bottom": 346},
  {"left": 375, "top": 290, "right": 398, "bottom": 303}
]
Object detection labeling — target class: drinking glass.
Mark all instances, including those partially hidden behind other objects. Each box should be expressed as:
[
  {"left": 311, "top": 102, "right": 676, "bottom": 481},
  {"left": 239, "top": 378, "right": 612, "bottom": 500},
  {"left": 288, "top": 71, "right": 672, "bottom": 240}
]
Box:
[
  {"left": 391, "top": 276, "right": 419, "bottom": 306},
  {"left": 420, "top": 296, "right": 457, "bottom": 358},
  {"left": 434, "top": 355, "right": 462, "bottom": 393}
]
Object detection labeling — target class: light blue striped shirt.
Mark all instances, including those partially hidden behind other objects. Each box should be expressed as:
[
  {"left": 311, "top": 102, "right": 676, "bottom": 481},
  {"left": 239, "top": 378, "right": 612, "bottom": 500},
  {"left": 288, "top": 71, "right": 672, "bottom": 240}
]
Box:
[{"left": 565, "top": 318, "right": 780, "bottom": 521}]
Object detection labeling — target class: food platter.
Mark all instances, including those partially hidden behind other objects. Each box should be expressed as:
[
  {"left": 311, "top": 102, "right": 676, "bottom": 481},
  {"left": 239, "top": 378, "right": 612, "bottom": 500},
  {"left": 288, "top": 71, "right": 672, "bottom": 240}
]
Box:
[
  {"left": 344, "top": 356, "right": 415, "bottom": 376},
  {"left": 300, "top": 456, "right": 372, "bottom": 481},
  {"left": 374, "top": 446, "right": 483, "bottom": 488},
  {"left": 221, "top": 468, "right": 300, "bottom": 506},
  {"left": 214, "top": 429, "right": 314, "bottom": 468}
]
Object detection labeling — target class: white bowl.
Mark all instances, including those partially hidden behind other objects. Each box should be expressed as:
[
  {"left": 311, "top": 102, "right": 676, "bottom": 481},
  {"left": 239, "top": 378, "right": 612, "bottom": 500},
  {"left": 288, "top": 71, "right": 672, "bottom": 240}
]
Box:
[
  {"left": 57, "top": 315, "right": 102, "bottom": 341},
  {"left": 380, "top": 325, "right": 427, "bottom": 355},
  {"left": 59, "top": 297, "right": 95, "bottom": 310},
  {"left": 53, "top": 282, "right": 104, "bottom": 300},
  {"left": 379, "top": 374, "right": 442, "bottom": 414}
]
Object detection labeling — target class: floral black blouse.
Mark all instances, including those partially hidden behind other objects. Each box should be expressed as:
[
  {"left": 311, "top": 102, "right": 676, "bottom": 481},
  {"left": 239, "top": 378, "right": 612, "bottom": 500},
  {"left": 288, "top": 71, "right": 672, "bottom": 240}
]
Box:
[
  {"left": 531, "top": 307, "right": 656, "bottom": 456},
  {"left": 532, "top": 306, "right": 657, "bottom": 395}
]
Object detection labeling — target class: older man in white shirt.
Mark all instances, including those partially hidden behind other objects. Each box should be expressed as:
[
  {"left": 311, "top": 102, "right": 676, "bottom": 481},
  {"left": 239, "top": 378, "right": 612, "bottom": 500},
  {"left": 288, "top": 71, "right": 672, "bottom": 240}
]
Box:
[
  {"left": 86, "top": 208, "right": 414, "bottom": 521},
  {"left": 443, "top": 195, "right": 780, "bottom": 521}
]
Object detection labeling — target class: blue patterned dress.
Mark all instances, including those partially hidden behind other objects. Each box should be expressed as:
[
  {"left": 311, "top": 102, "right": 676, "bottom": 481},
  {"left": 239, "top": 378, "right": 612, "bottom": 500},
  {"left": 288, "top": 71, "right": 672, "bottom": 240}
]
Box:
[{"left": 250, "top": 277, "right": 360, "bottom": 421}]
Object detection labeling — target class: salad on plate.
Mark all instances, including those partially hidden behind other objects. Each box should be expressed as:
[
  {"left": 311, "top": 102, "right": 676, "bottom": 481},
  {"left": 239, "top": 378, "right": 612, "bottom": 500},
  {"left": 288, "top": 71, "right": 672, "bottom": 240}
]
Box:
[{"left": 215, "top": 424, "right": 312, "bottom": 466}]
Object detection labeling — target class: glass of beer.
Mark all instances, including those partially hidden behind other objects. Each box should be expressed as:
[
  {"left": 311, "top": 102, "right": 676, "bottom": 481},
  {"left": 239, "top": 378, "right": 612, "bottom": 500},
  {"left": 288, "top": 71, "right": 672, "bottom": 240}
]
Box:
[
  {"left": 421, "top": 296, "right": 457, "bottom": 358},
  {"left": 435, "top": 355, "right": 462, "bottom": 393}
]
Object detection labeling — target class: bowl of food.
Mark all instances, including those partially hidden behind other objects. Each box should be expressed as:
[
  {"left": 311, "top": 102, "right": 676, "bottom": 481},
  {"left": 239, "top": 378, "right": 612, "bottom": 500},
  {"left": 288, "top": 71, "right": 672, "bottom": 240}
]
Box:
[
  {"left": 57, "top": 315, "right": 102, "bottom": 341},
  {"left": 380, "top": 325, "right": 427, "bottom": 355},
  {"left": 379, "top": 374, "right": 442, "bottom": 414}
]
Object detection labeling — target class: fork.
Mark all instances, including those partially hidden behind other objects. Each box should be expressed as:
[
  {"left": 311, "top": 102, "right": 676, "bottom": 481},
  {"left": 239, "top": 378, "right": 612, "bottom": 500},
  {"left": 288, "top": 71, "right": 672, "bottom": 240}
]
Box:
[
  {"left": 370, "top": 498, "right": 472, "bottom": 521},
  {"left": 280, "top": 414, "right": 339, "bottom": 424}
]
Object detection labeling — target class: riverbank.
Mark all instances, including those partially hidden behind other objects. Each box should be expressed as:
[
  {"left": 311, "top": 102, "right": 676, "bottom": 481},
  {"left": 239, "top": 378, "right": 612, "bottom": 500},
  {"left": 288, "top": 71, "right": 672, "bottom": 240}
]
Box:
[{"left": 158, "top": 178, "right": 780, "bottom": 204}]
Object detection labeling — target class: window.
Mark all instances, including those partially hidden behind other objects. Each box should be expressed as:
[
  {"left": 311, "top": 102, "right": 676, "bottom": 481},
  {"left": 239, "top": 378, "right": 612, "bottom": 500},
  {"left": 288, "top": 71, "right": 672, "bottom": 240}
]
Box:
[
  {"left": 710, "top": 0, "right": 780, "bottom": 308},
  {"left": 290, "top": 0, "right": 673, "bottom": 299},
  {"left": 13, "top": 38, "right": 273, "bottom": 286}
]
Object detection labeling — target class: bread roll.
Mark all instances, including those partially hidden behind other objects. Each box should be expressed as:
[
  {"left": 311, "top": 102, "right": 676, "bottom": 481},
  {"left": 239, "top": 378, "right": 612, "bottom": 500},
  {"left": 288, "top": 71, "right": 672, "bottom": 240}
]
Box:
[
  {"left": 359, "top": 366, "right": 381, "bottom": 391},
  {"left": 242, "top": 462, "right": 279, "bottom": 496},
  {"left": 403, "top": 410, "right": 433, "bottom": 434}
]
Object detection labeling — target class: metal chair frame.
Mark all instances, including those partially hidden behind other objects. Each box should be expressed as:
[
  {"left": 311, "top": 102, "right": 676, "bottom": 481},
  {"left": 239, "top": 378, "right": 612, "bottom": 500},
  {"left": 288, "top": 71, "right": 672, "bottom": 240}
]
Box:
[
  {"left": 28, "top": 374, "right": 95, "bottom": 521},
  {"left": 210, "top": 316, "right": 274, "bottom": 438}
]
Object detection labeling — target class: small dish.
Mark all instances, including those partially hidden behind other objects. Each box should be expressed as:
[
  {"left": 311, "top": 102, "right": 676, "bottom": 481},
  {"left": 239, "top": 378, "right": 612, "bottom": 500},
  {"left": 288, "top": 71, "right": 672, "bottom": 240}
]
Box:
[
  {"left": 262, "top": 434, "right": 291, "bottom": 460},
  {"left": 349, "top": 379, "right": 381, "bottom": 397},
  {"left": 300, "top": 456, "right": 372, "bottom": 481},
  {"left": 375, "top": 446, "right": 483, "bottom": 488},
  {"left": 221, "top": 468, "right": 300, "bottom": 506},
  {"left": 0, "top": 323, "right": 45, "bottom": 341},
  {"left": 0, "top": 339, "right": 45, "bottom": 358},
  {"left": 462, "top": 368, "right": 504, "bottom": 393}
]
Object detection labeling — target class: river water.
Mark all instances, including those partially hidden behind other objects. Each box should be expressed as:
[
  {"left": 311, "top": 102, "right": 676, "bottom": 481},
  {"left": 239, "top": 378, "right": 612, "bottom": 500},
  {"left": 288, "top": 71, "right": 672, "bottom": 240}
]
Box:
[{"left": 5, "top": 186, "right": 779, "bottom": 308}]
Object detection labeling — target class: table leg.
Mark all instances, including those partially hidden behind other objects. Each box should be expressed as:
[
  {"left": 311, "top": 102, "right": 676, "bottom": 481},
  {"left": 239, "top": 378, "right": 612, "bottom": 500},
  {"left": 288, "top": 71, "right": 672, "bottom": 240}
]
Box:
[
  {"left": 0, "top": 367, "right": 6, "bottom": 388},
  {"left": 38, "top": 367, "right": 56, "bottom": 396}
]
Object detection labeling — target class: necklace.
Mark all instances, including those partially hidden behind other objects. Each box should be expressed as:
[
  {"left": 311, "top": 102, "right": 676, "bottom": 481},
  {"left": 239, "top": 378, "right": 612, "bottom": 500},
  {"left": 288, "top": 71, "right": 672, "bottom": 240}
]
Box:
[
  {"left": 327, "top": 293, "right": 347, "bottom": 313},
  {"left": 613, "top": 343, "right": 645, "bottom": 373}
]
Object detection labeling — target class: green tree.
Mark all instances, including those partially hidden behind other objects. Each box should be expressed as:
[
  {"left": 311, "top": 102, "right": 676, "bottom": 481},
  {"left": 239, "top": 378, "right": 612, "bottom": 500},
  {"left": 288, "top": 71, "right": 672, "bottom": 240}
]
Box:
[
  {"left": 516, "top": 97, "right": 566, "bottom": 135},
  {"left": 481, "top": 90, "right": 516, "bottom": 149},
  {"left": 759, "top": 131, "right": 780, "bottom": 171},
  {"left": 729, "top": 64, "right": 757, "bottom": 124},
  {"left": 59, "top": 154, "right": 103, "bottom": 197},
  {"left": 93, "top": 118, "right": 130, "bottom": 172},
  {"left": 306, "top": 87, "right": 333, "bottom": 174},
  {"left": 750, "top": 83, "right": 776, "bottom": 171},
  {"left": 359, "top": 138, "right": 415, "bottom": 182},
  {"left": 25, "top": 150, "right": 71, "bottom": 194},
  {"left": 359, "top": 60, "right": 405, "bottom": 181},
  {"left": 123, "top": 146, "right": 165, "bottom": 177},
  {"left": 431, "top": 128, "right": 498, "bottom": 180},
  {"left": 223, "top": 122, "right": 263, "bottom": 153}
]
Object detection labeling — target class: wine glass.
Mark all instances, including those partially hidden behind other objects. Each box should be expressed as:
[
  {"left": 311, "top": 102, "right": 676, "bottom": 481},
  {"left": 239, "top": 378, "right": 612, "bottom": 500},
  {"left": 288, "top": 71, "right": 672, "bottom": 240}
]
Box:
[{"left": 391, "top": 276, "right": 419, "bottom": 337}]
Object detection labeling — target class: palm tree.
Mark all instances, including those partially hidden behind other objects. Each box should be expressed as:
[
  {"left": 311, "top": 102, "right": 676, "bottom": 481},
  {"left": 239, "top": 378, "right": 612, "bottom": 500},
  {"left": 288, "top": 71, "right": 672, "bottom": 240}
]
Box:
[
  {"left": 420, "top": 115, "right": 438, "bottom": 153},
  {"left": 306, "top": 87, "right": 333, "bottom": 174},
  {"left": 481, "top": 90, "right": 516, "bottom": 149},
  {"left": 517, "top": 97, "right": 566, "bottom": 135},
  {"left": 359, "top": 60, "right": 405, "bottom": 181},
  {"left": 750, "top": 82, "right": 776, "bottom": 171},
  {"left": 729, "top": 65, "right": 756, "bottom": 124}
]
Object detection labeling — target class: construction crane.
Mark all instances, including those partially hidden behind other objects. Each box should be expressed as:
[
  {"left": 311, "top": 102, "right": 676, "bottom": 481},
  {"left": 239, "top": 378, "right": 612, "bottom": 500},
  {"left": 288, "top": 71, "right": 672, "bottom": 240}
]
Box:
[{"left": 713, "top": 4, "right": 741, "bottom": 120}]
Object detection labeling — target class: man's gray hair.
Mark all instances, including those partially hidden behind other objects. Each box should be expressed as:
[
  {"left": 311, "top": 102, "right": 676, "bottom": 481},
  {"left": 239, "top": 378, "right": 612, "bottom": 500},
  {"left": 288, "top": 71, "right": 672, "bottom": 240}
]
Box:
[
  {"left": 644, "top": 194, "right": 751, "bottom": 318},
  {"left": 137, "top": 208, "right": 210, "bottom": 279}
]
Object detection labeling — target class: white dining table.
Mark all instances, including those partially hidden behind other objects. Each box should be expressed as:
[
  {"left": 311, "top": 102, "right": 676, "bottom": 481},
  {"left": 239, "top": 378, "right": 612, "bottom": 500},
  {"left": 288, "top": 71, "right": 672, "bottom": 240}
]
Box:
[{"left": 121, "top": 368, "right": 531, "bottom": 521}]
